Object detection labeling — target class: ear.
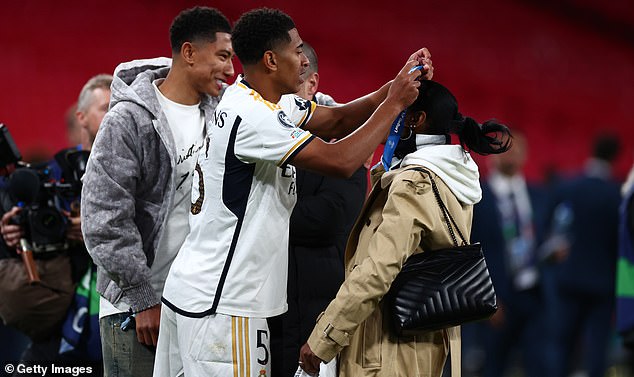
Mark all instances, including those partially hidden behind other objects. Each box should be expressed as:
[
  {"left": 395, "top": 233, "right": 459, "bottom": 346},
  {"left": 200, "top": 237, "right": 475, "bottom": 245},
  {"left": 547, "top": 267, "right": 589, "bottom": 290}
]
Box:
[
  {"left": 417, "top": 111, "right": 427, "bottom": 127},
  {"left": 307, "top": 72, "right": 319, "bottom": 97},
  {"left": 263, "top": 51, "right": 277, "bottom": 71},
  {"left": 405, "top": 111, "right": 426, "bottom": 127},
  {"left": 75, "top": 110, "right": 87, "bottom": 129},
  {"left": 181, "top": 42, "right": 196, "bottom": 65}
]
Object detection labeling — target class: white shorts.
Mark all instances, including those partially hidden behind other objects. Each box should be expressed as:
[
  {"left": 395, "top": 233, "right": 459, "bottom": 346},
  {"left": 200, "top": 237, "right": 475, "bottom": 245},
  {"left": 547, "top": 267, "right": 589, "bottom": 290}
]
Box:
[{"left": 154, "top": 304, "right": 271, "bottom": 377}]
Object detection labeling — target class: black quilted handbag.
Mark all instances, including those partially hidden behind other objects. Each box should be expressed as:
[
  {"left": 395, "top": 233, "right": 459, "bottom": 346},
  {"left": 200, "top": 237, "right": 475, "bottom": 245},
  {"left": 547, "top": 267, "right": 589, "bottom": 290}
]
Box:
[{"left": 385, "top": 169, "right": 497, "bottom": 336}]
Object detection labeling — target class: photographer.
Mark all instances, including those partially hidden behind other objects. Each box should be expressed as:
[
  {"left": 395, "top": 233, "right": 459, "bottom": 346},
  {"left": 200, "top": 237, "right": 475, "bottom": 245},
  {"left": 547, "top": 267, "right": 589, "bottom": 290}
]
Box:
[
  {"left": 0, "top": 171, "right": 78, "bottom": 361},
  {"left": 0, "top": 74, "right": 111, "bottom": 372}
]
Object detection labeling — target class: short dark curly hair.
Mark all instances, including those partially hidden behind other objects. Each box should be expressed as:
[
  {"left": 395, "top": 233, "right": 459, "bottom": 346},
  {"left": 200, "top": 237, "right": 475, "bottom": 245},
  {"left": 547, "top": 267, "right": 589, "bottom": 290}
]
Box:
[
  {"left": 169, "top": 7, "right": 231, "bottom": 53},
  {"left": 232, "top": 8, "right": 296, "bottom": 66}
]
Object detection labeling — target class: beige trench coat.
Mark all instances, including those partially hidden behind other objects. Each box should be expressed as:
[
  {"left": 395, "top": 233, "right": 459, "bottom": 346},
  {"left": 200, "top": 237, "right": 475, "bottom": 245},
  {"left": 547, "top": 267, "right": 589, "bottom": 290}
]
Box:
[{"left": 307, "top": 166, "right": 472, "bottom": 377}]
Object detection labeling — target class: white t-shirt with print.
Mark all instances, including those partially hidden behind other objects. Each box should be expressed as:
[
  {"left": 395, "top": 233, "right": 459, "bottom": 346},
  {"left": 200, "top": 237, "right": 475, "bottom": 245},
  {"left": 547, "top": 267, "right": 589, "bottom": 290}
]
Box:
[{"left": 99, "top": 81, "right": 206, "bottom": 318}]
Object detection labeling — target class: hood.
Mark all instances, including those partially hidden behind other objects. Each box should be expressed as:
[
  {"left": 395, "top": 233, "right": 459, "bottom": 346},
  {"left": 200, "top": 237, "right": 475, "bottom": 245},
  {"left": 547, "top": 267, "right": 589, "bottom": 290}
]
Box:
[
  {"left": 110, "top": 57, "right": 172, "bottom": 118},
  {"left": 400, "top": 143, "right": 482, "bottom": 205}
]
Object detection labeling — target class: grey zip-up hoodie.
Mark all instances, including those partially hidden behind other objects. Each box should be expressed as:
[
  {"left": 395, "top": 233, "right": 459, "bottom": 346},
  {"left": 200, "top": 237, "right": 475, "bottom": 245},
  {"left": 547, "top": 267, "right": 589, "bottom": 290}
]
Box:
[{"left": 81, "top": 58, "right": 220, "bottom": 312}]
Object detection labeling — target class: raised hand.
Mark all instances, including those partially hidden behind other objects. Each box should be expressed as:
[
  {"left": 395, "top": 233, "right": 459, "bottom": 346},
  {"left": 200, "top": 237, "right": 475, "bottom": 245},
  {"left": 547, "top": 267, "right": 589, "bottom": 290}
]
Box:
[
  {"left": 385, "top": 60, "right": 423, "bottom": 111},
  {"left": 407, "top": 47, "right": 433, "bottom": 80}
]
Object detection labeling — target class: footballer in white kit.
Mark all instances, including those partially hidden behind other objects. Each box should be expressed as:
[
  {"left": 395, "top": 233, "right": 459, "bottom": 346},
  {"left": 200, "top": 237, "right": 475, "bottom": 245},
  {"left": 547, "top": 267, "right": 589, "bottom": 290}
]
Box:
[{"left": 157, "top": 76, "right": 316, "bottom": 376}]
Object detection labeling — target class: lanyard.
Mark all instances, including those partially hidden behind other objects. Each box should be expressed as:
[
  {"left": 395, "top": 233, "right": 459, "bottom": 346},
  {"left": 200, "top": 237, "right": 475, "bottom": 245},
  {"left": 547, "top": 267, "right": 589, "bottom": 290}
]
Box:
[{"left": 381, "top": 65, "right": 423, "bottom": 171}]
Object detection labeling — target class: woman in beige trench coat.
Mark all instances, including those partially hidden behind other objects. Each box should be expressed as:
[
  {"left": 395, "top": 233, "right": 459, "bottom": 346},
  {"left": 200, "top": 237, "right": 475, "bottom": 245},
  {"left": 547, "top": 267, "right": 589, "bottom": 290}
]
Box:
[{"left": 299, "top": 80, "right": 512, "bottom": 377}]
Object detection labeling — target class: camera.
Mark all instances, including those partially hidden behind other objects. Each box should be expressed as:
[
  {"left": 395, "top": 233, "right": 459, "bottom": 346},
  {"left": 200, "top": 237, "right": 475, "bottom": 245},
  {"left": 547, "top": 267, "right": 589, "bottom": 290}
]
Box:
[{"left": 0, "top": 123, "right": 88, "bottom": 254}]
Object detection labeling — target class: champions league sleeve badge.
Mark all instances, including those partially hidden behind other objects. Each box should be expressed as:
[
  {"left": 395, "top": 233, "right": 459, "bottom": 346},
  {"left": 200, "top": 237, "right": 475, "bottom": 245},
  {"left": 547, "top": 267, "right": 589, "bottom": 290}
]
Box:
[{"left": 294, "top": 97, "right": 311, "bottom": 111}]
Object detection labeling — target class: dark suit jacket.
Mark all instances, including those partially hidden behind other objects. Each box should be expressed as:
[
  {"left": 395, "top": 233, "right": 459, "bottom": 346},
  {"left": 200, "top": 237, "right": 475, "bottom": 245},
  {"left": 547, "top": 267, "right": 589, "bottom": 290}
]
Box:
[
  {"left": 471, "top": 179, "right": 549, "bottom": 302},
  {"left": 288, "top": 166, "right": 367, "bottom": 340},
  {"left": 270, "top": 166, "right": 367, "bottom": 377},
  {"left": 549, "top": 173, "right": 620, "bottom": 295}
]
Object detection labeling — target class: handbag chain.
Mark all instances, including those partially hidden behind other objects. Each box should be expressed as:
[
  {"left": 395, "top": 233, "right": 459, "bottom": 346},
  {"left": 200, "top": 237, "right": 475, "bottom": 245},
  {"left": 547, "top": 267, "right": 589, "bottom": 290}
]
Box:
[{"left": 410, "top": 167, "right": 468, "bottom": 247}]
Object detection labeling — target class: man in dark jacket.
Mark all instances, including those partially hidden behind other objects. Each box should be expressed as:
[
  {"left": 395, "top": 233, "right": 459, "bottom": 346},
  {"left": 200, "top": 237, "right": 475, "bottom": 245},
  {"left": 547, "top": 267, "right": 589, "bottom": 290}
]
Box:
[
  {"left": 469, "top": 132, "right": 550, "bottom": 377},
  {"left": 547, "top": 134, "right": 621, "bottom": 377}
]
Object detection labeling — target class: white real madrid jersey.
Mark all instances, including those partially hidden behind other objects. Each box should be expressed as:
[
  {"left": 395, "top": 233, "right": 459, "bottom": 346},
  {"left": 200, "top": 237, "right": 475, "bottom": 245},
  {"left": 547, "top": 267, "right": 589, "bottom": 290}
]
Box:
[{"left": 162, "top": 76, "right": 317, "bottom": 318}]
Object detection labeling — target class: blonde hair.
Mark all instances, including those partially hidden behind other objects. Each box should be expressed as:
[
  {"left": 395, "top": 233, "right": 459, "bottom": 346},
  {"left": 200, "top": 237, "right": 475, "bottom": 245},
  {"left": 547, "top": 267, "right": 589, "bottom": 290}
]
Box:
[{"left": 77, "top": 74, "right": 112, "bottom": 112}]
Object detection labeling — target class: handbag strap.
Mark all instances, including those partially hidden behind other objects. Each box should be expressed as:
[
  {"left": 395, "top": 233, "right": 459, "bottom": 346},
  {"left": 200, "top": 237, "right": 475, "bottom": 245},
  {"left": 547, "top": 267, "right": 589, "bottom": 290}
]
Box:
[{"left": 407, "top": 167, "right": 468, "bottom": 247}]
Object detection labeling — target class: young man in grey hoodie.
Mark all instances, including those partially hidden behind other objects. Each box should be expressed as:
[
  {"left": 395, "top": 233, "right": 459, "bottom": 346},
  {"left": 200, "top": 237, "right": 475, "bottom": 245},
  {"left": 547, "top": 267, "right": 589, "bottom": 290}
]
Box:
[{"left": 80, "top": 7, "right": 234, "bottom": 377}]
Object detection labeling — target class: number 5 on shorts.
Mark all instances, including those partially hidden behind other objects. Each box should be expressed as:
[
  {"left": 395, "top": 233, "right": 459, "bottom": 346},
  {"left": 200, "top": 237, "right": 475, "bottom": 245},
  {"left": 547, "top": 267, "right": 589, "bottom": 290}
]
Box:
[
  {"left": 238, "top": 318, "right": 270, "bottom": 376},
  {"left": 256, "top": 329, "right": 269, "bottom": 366}
]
